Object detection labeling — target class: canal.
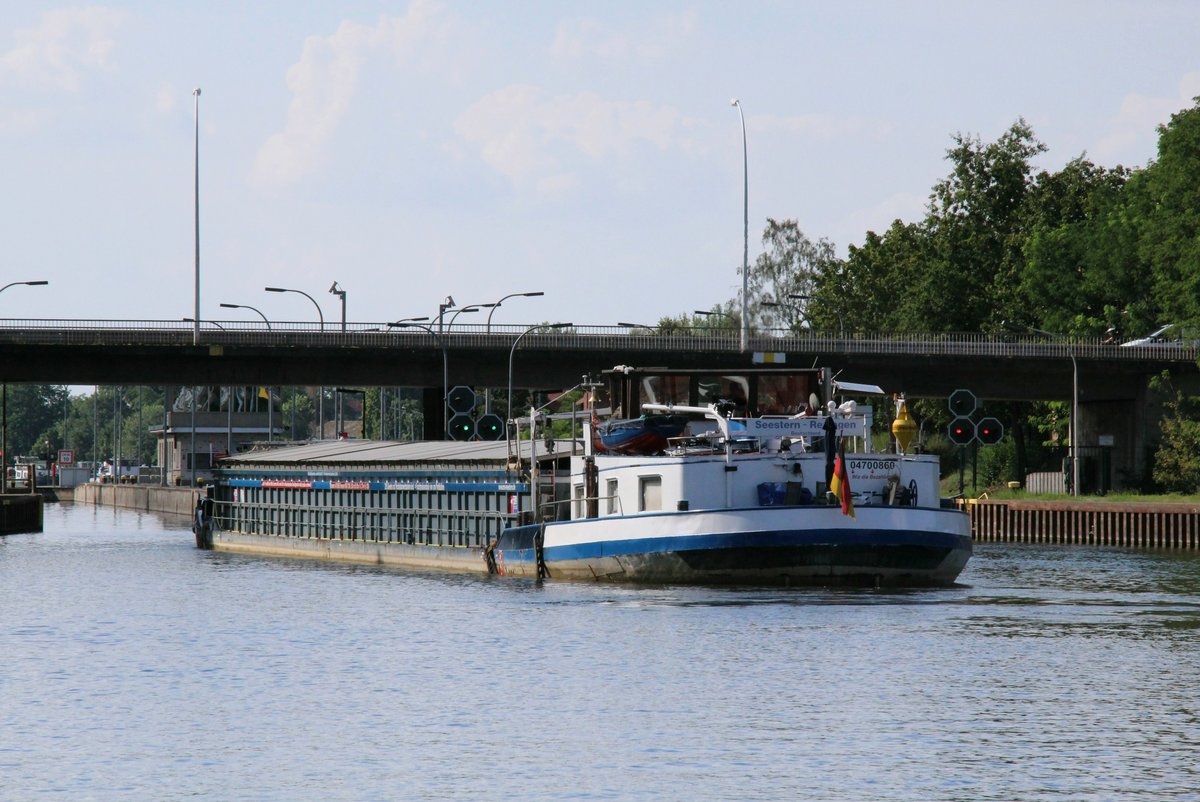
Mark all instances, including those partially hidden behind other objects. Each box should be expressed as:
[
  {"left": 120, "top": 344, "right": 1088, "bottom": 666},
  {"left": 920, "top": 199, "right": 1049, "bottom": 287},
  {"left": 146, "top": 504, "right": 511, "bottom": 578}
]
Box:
[{"left": 2, "top": 503, "right": 1198, "bottom": 801}]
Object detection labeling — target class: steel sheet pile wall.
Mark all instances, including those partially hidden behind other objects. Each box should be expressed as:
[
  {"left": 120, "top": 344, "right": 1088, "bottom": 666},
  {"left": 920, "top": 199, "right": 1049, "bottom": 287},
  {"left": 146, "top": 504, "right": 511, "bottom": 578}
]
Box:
[{"left": 967, "top": 499, "right": 1200, "bottom": 549}]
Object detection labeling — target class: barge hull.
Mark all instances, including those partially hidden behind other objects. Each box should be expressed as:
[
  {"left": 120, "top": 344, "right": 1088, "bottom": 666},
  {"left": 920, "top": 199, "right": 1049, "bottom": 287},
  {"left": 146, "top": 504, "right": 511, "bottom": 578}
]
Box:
[
  {"left": 212, "top": 530, "right": 489, "bottom": 573},
  {"left": 495, "top": 505, "right": 972, "bottom": 586}
]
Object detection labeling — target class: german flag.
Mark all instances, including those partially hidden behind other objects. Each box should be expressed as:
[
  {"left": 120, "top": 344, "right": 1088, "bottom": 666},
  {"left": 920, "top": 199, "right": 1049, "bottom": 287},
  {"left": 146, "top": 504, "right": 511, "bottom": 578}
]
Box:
[{"left": 829, "top": 445, "right": 856, "bottom": 519}]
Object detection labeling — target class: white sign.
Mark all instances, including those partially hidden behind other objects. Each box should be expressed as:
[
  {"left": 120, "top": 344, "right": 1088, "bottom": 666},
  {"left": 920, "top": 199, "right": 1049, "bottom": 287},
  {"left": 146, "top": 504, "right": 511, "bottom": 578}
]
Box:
[
  {"left": 742, "top": 416, "right": 867, "bottom": 439},
  {"left": 58, "top": 449, "right": 75, "bottom": 465},
  {"left": 847, "top": 456, "right": 899, "bottom": 481}
]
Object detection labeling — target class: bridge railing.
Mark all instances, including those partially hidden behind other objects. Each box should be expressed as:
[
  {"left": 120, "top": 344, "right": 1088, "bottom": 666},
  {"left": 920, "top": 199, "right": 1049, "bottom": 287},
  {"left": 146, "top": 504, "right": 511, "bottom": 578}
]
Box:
[{"left": 0, "top": 319, "right": 1194, "bottom": 362}]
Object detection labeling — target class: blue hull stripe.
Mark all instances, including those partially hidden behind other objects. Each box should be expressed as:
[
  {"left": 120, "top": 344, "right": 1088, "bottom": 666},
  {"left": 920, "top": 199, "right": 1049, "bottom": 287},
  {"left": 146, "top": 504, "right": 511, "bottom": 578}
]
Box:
[{"left": 498, "top": 525, "right": 970, "bottom": 566}]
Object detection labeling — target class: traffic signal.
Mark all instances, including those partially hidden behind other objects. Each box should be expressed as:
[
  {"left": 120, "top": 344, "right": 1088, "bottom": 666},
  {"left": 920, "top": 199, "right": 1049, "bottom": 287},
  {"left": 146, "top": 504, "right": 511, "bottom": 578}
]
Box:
[
  {"left": 476, "top": 413, "right": 504, "bottom": 440},
  {"left": 976, "top": 417, "right": 1004, "bottom": 445},
  {"left": 447, "top": 386, "right": 477, "bottom": 414},
  {"left": 948, "top": 389, "right": 977, "bottom": 417},
  {"left": 948, "top": 417, "right": 975, "bottom": 446},
  {"left": 447, "top": 413, "right": 475, "bottom": 440}
]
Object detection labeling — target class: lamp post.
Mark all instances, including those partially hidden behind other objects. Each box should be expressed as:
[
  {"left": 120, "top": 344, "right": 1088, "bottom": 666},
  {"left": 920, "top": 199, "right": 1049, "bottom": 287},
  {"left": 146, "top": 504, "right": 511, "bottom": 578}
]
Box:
[
  {"left": 484, "top": 292, "right": 544, "bottom": 414},
  {"left": 486, "top": 291, "right": 544, "bottom": 332},
  {"left": 388, "top": 321, "right": 448, "bottom": 438},
  {"left": 265, "top": 286, "right": 324, "bottom": 330},
  {"left": 329, "top": 282, "right": 346, "bottom": 332},
  {"left": 219, "top": 303, "right": 271, "bottom": 329},
  {"left": 0, "top": 279, "right": 49, "bottom": 296},
  {"left": 0, "top": 279, "right": 50, "bottom": 473},
  {"left": 193, "top": 87, "right": 201, "bottom": 346},
  {"left": 184, "top": 317, "right": 223, "bottom": 331},
  {"left": 731, "top": 98, "right": 748, "bottom": 352},
  {"left": 507, "top": 323, "right": 573, "bottom": 436},
  {"left": 446, "top": 305, "right": 488, "bottom": 329},
  {"left": 266, "top": 286, "right": 325, "bottom": 437}
]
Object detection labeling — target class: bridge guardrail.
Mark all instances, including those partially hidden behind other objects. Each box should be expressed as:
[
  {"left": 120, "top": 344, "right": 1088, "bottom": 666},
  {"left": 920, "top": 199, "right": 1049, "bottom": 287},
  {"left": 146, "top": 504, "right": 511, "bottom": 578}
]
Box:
[{"left": 0, "top": 319, "right": 1195, "bottom": 362}]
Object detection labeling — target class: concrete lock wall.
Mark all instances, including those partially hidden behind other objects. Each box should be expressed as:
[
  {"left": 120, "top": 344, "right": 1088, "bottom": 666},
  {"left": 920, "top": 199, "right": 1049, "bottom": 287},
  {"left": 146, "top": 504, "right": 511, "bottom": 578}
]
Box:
[{"left": 72, "top": 484, "right": 197, "bottom": 518}]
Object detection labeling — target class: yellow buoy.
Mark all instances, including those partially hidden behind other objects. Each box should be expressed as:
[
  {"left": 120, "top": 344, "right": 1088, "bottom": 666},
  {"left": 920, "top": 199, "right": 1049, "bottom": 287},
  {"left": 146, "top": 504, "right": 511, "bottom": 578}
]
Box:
[{"left": 892, "top": 397, "right": 917, "bottom": 454}]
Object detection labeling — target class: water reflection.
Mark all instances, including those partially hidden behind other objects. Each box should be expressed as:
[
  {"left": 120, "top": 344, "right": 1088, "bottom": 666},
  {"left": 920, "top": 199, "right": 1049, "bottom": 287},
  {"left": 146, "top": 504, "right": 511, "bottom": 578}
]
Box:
[{"left": 2, "top": 506, "right": 1199, "bottom": 801}]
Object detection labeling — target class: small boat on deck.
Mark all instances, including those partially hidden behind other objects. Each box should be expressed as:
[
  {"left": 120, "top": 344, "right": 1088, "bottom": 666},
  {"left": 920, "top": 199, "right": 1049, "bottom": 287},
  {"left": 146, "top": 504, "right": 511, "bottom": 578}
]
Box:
[{"left": 593, "top": 413, "right": 689, "bottom": 455}]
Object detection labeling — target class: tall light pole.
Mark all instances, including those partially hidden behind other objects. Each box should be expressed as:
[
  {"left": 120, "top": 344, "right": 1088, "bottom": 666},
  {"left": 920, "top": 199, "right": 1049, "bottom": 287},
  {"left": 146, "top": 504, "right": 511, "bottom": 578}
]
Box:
[
  {"left": 731, "top": 98, "right": 748, "bottom": 352},
  {"left": 267, "top": 285, "right": 325, "bottom": 437},
  {"left": 265, "top": 286, "right": 324, "bottom": 330},
  {"left": 0, "top": 279, "right": 49, "bottom": 296},
  {"left": 219, "top": 303, "right": 272, "bottom": 329},
  {"left": 329, "top": 282, "right": 346, "bottom": 332},
  {"left": 388, "top": 321, "right": 448, "bottom": 438},
  {"left": 1, "top": 280, "right": 48, "bottom": 490},
  {"left": 193, "top": 87, "right": 201, "bottom": 346},
  {"left": 486, "top": 291, "right": 544, "bottom": 332},
  {"left": 507, "top": 322, "right": 573, "bottom": 435},
  {"left": 446, "top": 305, "right": 489, "bottom": 329}
]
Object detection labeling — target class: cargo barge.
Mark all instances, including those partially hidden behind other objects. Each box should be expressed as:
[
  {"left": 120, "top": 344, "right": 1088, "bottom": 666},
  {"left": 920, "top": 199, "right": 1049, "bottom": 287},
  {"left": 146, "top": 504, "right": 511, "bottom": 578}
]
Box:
[{"left": 195, "top": 365, "right": 972, "bottom": 585}]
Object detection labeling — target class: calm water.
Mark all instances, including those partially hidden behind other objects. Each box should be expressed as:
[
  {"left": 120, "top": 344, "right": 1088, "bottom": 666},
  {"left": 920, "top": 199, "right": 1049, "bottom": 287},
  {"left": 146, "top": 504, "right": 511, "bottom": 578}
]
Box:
[{"left": 2, "top": 504, "right": 1199, "bottom": 801}]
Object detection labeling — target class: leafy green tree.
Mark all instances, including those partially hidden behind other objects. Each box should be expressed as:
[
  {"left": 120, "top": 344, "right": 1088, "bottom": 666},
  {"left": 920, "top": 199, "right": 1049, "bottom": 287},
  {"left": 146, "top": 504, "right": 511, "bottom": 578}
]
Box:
[
  {"left": 917, "top": 119, "right": 1046, "bottom": 332},
  {"left": 1152, "top": 392, "right": 1200, "bottom": 493},
  {"left": 1130, "top": 97, "right": 1200, "bottom": 329},
  {"left": 2, "top": 384, "right": 69, "bottom": 459},
  {"left": 746, "top": 218, "right": 838, "bottom": 331}
]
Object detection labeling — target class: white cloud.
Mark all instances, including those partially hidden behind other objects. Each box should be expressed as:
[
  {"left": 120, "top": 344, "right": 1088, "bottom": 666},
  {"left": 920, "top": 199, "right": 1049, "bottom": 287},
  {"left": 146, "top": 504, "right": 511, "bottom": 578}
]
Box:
[
  {"left": 0, "top": 6, "right": 123, "bottom": 91},
  {"left": 251, "top": 0, "right": 449, "bottom": 188},
  {"left": 1091, "top": 72, "right": 1200, "bottom": 167},
  {"left": 454, "top": 85, "right": 697, "bottom": 193},
  {"left": 551, "top": 12, "right": 697, "bottom": 62}
]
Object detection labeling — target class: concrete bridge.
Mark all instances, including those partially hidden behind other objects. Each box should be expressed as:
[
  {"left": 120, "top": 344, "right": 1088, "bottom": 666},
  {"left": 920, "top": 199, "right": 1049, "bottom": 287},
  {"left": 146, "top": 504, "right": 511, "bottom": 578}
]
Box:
[{"left": 1, "top": 319, "right": 1194, "bottom": 487}]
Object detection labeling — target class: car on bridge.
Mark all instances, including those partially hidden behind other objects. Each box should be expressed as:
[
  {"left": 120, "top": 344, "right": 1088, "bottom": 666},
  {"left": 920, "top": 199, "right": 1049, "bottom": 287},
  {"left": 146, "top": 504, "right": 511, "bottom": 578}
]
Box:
[{"left": 1121, "top": 323, "right": 1195, "bottom": 347}]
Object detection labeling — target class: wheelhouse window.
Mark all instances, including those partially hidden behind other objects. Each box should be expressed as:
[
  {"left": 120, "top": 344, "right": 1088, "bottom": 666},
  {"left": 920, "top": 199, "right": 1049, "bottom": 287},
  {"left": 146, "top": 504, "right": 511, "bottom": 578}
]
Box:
[{"left": 606, "top": 478, "right": 619, "bottom": 515}]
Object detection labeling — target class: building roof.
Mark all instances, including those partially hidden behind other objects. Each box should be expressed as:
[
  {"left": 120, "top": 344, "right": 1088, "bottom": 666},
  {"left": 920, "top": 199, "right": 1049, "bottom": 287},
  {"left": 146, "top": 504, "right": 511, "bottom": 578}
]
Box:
[{"left": 218, "top": 438, "right": 585, "bottom": 467}]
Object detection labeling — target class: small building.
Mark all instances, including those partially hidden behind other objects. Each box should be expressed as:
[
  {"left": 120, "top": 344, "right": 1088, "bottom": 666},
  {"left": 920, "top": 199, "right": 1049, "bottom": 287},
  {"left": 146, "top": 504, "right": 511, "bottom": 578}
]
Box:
[{"left": 150, "top": 386, "right": 284, "bottom": 485}]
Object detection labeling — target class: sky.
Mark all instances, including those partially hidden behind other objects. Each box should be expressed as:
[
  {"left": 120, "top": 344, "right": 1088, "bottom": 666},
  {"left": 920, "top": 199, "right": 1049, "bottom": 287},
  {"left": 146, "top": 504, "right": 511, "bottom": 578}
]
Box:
[{"left": 2, "top": 1, "right": 1199, "bottom": 330}]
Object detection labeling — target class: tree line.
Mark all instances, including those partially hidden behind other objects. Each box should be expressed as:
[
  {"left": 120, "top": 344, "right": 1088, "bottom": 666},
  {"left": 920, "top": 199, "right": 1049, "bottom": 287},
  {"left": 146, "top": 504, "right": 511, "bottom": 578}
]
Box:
[{"left": 663, "top": 98, "right": 1200, "bottom": 492}]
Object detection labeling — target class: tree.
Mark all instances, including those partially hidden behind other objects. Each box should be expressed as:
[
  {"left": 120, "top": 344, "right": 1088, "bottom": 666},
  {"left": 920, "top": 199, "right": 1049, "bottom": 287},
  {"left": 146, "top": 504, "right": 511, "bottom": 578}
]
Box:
[
  {"left": 1132, "top": 97, "right": 1200, "bottom": 328},
  {"left": 917, "top": 120, "right": 1046, "bottom": 332},
  {"left": 746, "top": 218, "right": 839, "bottom": 331}
]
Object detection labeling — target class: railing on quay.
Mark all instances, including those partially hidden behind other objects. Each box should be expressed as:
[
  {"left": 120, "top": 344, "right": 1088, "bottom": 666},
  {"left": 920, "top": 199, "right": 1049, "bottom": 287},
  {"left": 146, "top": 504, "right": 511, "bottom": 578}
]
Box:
[{"left": 0, "top": 318, "right": 1194, "bottom": 363}]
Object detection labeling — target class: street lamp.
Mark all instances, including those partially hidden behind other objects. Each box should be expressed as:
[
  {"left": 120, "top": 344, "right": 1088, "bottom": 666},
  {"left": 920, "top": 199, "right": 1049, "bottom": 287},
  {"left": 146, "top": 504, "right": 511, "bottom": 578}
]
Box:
[
  {"left": 507, "top": 322, "right": 573, "bottom": 434},
  {"left": 267, "top": 286, "right": 325, "bottom": 436},
  {"left": 219, "top": 303, "right": 272, "bottom": 329},
  {"left": 0, "top": 279, "right": 49, "bottom": 295},
  {"left": 193, "top": 87, "right": 201, "bottom": 346},
  {"left": 446, "top": 305, "right": 491, "bottom": 329},
  {"left": 694, "top": 309, "right": 736, "bottom": 325},
  {"left": 329, "top": 282, "right": 346, "bottom": 332},
  {"left": 183, "top": 316, "right": 224, "bottom": 331},
  {"left": 388, "top": 321, "right": 448, "bottom": 437},
  {"left": 731, "top": 97, "right": 748, "bottom": 352},
  {"left": 265, "top": 286, "right": 325, "bottom": 330},
  {"left": 486, "top": 291, "right": 545, "bottom": 332},
  {"left": 0, "top": 277, "right": 46, "bottom": 490}
]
